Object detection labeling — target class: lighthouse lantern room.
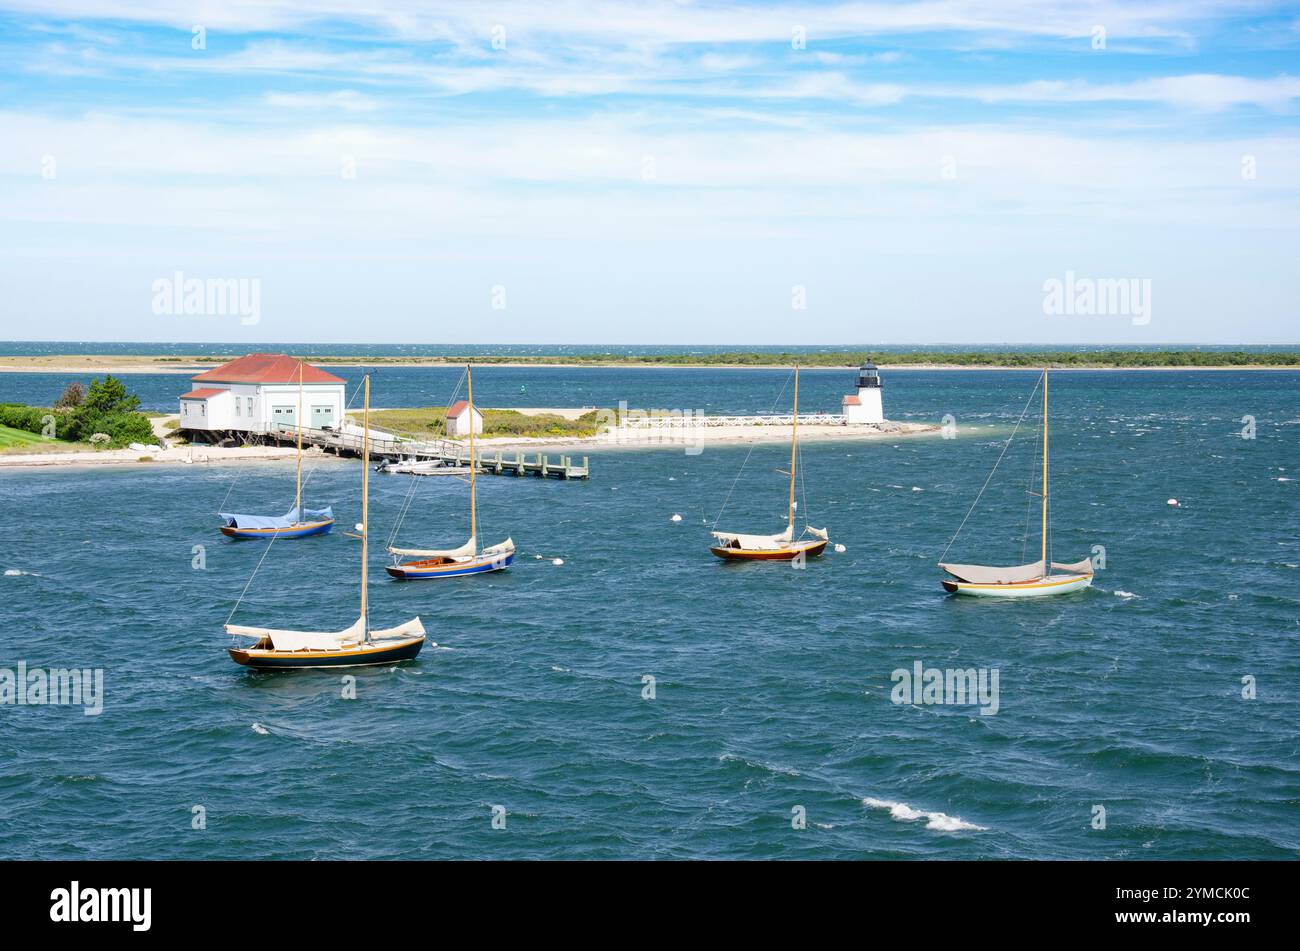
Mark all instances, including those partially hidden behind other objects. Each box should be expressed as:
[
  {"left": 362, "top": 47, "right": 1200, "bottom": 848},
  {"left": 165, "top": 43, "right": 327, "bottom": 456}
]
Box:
[{"left": 843, "top": 362, "right": 884, "bottom": 424}]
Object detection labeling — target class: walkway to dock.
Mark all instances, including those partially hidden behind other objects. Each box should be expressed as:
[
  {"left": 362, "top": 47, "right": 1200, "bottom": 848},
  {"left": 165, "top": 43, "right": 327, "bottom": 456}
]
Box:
[{"left": 268, "top": 423, "right": 589, "bottom": 479}]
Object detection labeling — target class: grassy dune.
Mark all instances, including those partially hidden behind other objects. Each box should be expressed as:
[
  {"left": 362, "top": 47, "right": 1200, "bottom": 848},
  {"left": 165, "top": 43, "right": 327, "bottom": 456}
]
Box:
[{"left": 361, "top": 407, "right": 602, "bottom": 439}]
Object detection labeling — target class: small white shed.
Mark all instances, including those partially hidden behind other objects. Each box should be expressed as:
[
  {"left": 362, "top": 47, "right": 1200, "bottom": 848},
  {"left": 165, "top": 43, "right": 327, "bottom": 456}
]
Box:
[{"left": 446, "top": 400, "right": 484, "bottom": 437}]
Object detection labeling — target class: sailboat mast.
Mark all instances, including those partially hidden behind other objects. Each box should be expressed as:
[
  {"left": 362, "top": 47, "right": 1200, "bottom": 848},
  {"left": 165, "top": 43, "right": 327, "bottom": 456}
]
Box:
[
  {"left": 788, "top": 365, "right": 799, "bottom": 532},
  {"left": 467, "top": 364, "right": 477, "bottom": 544},
  {"left": 361, "top": 374, "right": 370, "bottom": 639},
  {"left": 295, "top": 363, "right": 304, "bottom": 515},
  {"left": 1041, "top": 367, "right": 1048, "bottom": 573}
]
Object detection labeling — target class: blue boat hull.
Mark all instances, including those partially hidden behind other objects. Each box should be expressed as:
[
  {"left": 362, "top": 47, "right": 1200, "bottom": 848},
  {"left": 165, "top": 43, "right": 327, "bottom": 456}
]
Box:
[
  {"left": 386, "top": 552, "right": 514, "bottom": 580},
  {"left": 221, "top": 519, "right": 335, "bottom": 540}
]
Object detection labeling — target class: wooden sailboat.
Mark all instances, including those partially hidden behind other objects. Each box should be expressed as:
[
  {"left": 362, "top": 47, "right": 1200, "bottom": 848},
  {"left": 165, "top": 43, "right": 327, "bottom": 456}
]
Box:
[
  {"left": 385, "top": 365, "right": 515, "bottom": 579},
  {"left": 939, "top": 369, "right": 1093, "bottom": 597},
  {"left": 710, "top": 366, "right": 830, "bottom": 561},
  {"left": 227, "top": 374, "right": 428, "bottom": 668},
  {"left": 220, "top": 363, "right": 335, "bottom": 539}
]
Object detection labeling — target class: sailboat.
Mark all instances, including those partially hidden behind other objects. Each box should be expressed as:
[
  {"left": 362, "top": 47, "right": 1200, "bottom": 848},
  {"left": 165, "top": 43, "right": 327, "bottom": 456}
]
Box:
[
  {"left": 939, "top": 368, "right": 1093, "bottom": 597},
  {"left": 385, "top": 365, "right": 515, "bottom": 579},
  {"left": 710, "top": 366, "right": 830, "bottom": 561},
  {"left": 226, "top": 374, "right": 428, "bottom": 668},
  {"left": 220, "top": 364, "right": 334, "bottom": 539}
]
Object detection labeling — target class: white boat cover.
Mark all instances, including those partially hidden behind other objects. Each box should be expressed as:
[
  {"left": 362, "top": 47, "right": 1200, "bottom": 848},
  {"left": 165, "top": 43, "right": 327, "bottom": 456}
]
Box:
[
  {"left": 225, "top": 616, "right": 424, "bottom": 651},
  {"left": 710, "top": 525, "right": 826, "bottom": 550},
  {"left": 940, "top": 558, "right": 1093, "bottom": 584},
  {"left": 388, "top": 535, "right": 476, "bottom": 560}
]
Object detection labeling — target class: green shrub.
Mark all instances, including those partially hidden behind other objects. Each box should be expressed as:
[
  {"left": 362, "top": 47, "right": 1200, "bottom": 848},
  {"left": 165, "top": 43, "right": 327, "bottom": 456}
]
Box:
[{"left": 0, "top": 376, "right": 154, "bottom": 448}]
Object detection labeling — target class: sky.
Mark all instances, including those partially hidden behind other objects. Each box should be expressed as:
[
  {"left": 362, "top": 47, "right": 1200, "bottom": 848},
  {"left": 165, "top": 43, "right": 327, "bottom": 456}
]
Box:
[{"left": 1, "top": 1, "right": 1298, "bottom": 346}]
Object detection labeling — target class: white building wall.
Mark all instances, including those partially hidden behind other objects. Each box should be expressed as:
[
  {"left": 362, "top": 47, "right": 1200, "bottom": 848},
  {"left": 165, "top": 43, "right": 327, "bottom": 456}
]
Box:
[
  {"left": 181, "top": 389, "right": 235, "bottom": 430},
  {"left": 180, "top": 382, "right": 345, "bottom": 433},
  {"left": 857, "top": 386, "right": 884, "bottom": 423},
  {"left": 255, "top": 384, "right": 346, "bottom": 434},
  {"left": 844, "top": 387, "right": 884, "bottom": 424},
  {"left": 447, "top": 408, "right": 484, "bottom": 436}
]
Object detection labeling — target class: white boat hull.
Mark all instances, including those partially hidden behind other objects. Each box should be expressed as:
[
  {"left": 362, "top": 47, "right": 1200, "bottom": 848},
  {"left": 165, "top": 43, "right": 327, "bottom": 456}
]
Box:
[{"left": 943, "top": 573, "right": 1093, "bottom": 598}]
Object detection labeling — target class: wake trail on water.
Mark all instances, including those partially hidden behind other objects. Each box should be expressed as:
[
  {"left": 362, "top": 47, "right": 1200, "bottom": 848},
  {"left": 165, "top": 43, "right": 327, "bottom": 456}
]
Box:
[{"left": 862, "top": 797, "right": 987, "bottom": 832}]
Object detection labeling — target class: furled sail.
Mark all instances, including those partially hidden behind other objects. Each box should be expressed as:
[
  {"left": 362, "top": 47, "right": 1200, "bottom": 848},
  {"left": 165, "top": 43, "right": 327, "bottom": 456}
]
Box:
[
  {"left": 481, "top": 538, "right": 515, "bottom": 557},
  {"left": 711, "top": 524, "right": 824, "bottom": 550},
  {"left": 939, "top": 557, "right": 1094, "bottom": 584},
  {"left": 226, "top": 615, "right": 366, "bottom": 651},
  {"left": 225, "top": 616, "right": 425, "bottom": 651},
  {"left": 220, "top": 505, "right": 333, "bottom": 530},
  {"left": 1051, "top": 559, "right": 1095, "bottom": 576},
  {"left": 387, "top": 535, "right": 476, "bottom": 560}
]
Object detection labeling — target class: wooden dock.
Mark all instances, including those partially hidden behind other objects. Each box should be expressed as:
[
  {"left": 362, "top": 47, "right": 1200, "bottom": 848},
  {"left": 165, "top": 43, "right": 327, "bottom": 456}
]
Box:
[{"left": 267, "top": 424, "right": 589, "bottom": 479}]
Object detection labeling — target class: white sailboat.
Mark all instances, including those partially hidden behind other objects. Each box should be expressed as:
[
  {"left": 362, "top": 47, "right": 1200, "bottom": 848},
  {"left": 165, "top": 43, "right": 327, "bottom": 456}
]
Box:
[
  {"left": 939, "top": 368, "right": 1093, "bottom": 597},
  {"left": 386, "top": 364, "right": 515, "bottom": 579},
  {"left": 219, "top": 363, "right": 334, "bottom": 539},
  {"left": 227, "top": 374, "right": 429, "bottom": 668},
  {"left": 710, "top": 366, "right": 830, "bottom": 560}
]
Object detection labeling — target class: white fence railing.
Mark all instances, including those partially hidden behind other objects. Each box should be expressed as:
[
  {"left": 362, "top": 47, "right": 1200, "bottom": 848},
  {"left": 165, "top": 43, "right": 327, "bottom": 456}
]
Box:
[{"left": 619, "top": 413, "right": 846, "bottom": 428}]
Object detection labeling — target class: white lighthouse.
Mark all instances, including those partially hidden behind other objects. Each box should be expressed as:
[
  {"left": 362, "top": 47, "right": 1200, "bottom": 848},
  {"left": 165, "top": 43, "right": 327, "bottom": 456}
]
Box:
[{"left": 842, "top": 362, "right": 884, "bottom": 424}]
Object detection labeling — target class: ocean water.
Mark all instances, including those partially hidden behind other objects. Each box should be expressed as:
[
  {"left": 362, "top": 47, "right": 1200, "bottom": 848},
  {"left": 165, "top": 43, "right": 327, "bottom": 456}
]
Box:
[{"left": 1, "top": 367, "right": 1297, "bottom": 859}]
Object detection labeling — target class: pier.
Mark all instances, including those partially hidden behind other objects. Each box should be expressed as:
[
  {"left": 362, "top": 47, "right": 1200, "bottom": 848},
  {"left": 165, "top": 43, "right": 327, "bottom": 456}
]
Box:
[{"left": 263, "top": 423, "right": 589, "bottom": 479}]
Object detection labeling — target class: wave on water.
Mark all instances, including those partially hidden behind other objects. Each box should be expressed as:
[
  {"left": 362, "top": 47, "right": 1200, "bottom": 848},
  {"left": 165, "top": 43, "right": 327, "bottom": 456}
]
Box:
[
  {"left": 4, "top": 568, "right": 37, "bottom": 576},
  {"left": 862, "top": 797, "right": 986, "bottom": 832},
  {"left": 250, "top": 723, "right": 270, "bottom": 736},
  {"left": 1113, "top": 590, "right": 1139, "bottom": 599}
]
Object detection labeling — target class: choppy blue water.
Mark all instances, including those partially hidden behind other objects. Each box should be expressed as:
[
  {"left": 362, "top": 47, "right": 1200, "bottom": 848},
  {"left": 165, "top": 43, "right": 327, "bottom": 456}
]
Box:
[{"left": 1, "top": 367, "right": 1297, "bottom": 859}]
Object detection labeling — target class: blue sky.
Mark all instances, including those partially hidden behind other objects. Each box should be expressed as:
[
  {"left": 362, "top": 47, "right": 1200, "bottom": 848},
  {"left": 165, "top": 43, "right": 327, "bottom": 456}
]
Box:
[{"left": 1, "top": 1, "right": 1298, "bottom": 345}]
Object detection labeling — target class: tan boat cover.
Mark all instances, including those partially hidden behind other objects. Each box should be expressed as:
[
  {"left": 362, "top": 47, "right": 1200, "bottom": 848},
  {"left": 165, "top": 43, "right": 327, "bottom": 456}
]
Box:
[
  {"left": 940, "top": 557, "right": 1093, "bottom": 584},
  {"left": 388, "top": 535, "right": 476, "bottom": 560},
  {"left": 939, "top": 560, "right": 1046, "bottom": 584},
  {"left": 226, "top": 616, "right": 424, "bottom": 651}
]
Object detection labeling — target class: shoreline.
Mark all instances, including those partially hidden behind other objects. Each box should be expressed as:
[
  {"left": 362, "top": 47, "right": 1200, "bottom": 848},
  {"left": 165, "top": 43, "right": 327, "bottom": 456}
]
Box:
[
  {"left": 1, "top": 421, "right": 941, "bottom": 468},
  {"left": 2, "top": 357, "right": 1299, "bottom": 375}
]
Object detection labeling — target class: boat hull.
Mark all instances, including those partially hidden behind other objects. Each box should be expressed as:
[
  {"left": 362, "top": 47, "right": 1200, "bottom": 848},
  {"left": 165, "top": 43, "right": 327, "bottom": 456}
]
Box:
[
  {"left": 386, "top": 551, "right": 515, "bottom": 579},
  {"left": 941, "top": 574, "right": 1093, "bottom": 598},
  {"left": 228, "top": 634, "right": 427, "bottom": 669},
  {"left": 710, "top": 540, "right": 828, "bottom": 561},
  {"left": 221, "top": 519, "right": 334, "bottom": 540}
]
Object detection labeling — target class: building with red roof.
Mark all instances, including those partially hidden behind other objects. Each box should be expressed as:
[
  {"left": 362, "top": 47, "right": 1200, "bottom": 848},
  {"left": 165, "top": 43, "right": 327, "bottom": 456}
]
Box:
[
  {"left": 445, "top": 399, "right": 484, "bottom": 437},
  {"left": 178, "top": 353, "right": 347, "bottom": 438}
]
